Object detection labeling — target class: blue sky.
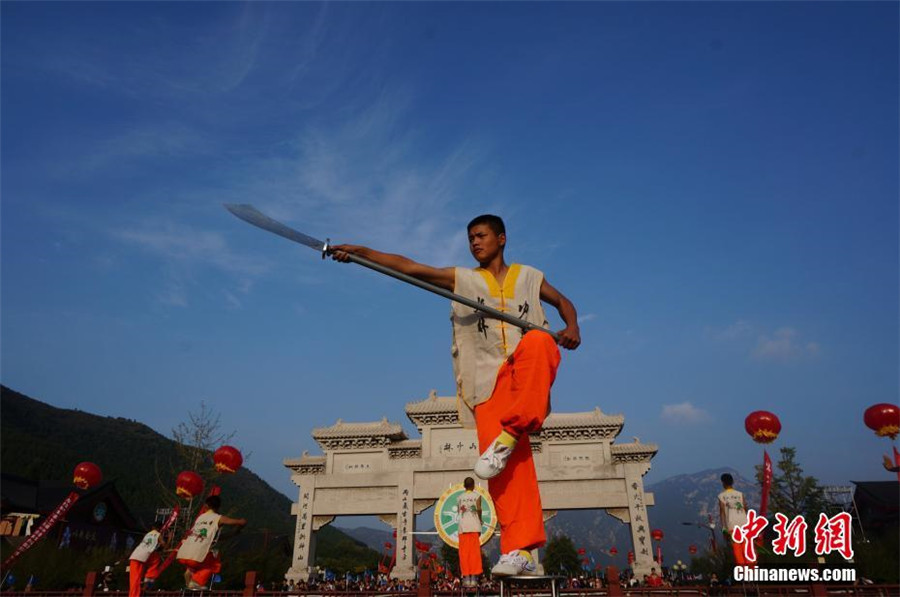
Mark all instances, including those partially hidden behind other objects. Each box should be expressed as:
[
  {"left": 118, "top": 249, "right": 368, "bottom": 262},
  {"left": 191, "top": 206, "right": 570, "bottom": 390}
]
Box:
[{"left": 2, "top": 2, "right": 897, "bottom": 516}]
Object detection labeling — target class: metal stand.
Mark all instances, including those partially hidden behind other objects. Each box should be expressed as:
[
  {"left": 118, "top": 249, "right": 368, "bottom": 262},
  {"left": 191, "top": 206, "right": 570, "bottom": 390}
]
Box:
[{"left": 497, "top": 575, "right": 564, "bottom": 597}]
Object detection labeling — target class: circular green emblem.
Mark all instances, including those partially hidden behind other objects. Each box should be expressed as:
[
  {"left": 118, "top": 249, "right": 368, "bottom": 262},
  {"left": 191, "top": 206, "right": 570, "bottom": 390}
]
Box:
[{"left": 434, "top": 483, "right": 496, "bottom": 548}]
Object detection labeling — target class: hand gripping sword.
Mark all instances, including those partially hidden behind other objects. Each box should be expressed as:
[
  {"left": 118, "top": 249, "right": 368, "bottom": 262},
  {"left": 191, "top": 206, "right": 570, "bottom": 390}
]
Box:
[{"left": 224, "top": 204, "right": 558, "bottom": 341}]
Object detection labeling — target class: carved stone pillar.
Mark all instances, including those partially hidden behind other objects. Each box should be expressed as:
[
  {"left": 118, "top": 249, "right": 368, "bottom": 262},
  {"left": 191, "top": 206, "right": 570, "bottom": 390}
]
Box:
[
  {"left": 623, "top": 464, "right": 655, "bottom": 578},
  {"left": 393, "top": 472, "right": 416, "bottom": 580},
  {"left": 286, "top": 475, "right": 317, "bottom": 582}
]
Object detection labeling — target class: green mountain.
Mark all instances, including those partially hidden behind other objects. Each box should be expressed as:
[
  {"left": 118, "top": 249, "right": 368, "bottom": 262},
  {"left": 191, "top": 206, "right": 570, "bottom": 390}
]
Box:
[
  {"left": 0, "top": 385, "right": 379, "bottom": 587},
  {"left": 1, "top": 385, "right": 292, "bottom": 533}
]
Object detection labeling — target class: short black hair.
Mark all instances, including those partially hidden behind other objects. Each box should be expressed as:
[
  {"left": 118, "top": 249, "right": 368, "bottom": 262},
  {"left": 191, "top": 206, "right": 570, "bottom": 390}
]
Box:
[
  {"left": 467, "top": 214, "right": 505, "bottom": 236},
  {"left": 205, "top": 495, "right": 222, "bottom": 510},
  {"left": 721, "top": 473, "right": 734, "bottom": 486},
  {"left": 464, "top": 477, "right": 475, "bottom": 489}
]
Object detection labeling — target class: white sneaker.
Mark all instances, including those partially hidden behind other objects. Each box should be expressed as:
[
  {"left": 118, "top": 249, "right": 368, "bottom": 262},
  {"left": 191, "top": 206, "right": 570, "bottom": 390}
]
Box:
[
  {"left": 474, "top": 435, "right": 515, "bottom": 479},
  {"left": 490, "top": 550, "right": 537, "bottom": 577}
]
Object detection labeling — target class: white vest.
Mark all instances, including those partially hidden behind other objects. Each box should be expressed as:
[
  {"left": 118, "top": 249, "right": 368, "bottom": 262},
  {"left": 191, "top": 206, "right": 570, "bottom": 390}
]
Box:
[
  {"left": 451, "top": 264, "right": 548, "bottom": 428},
  {"left": 718, "top": 489, "right": 748, "bottom": 533},
  {"left": 129, "top": 529, "right": 160, "bottom": 563},
  {"left": 176, "top": 511, "right": 221, "bottom": 562},
  {"left": 457, "top": 491, "right": 482, "bottom": 534}
]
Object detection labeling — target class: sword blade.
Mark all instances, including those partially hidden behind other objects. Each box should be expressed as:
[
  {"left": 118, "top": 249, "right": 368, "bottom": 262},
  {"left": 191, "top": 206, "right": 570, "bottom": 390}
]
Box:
[{"left": 224, "top": 203, "right": 327, "bottom": 252}]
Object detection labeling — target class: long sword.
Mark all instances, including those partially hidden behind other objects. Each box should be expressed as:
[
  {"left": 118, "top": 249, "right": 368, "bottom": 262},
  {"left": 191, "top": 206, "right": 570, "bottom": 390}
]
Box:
[{"left": 224, "top": 204, "right": 557, "bottom": 340}]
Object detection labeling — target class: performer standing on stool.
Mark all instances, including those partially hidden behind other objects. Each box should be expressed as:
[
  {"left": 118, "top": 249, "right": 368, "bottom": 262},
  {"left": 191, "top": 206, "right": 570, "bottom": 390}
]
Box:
[
  {"left": 332, "top": 214, "right": 581, "bottom": 577},
  {"left": 176, "top": 495, "right": 247, "bottom": 590},
  {"left": 457, "top": 477, "right": 484, "bottom": 588}
]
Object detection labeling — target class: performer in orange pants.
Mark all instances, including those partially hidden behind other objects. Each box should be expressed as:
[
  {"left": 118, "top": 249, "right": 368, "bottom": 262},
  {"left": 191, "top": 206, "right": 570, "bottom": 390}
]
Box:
[
  {"left": 475, "top": 330, "right": 560, "bottom": 555},
  {"left": 176, "top": 495, "right": 246, "bottom": 590},
  {"left": 331, "top": 214, "right": 580, "bottom": 577},
  {"left": 128, "top": 553, "right": 162, "bottom": 596},
  {"left": 457, "top": 477, "right": 484, "bottom": 588},
  {"left": 128, "top": 524, "right": 164, "bottom": 597}
]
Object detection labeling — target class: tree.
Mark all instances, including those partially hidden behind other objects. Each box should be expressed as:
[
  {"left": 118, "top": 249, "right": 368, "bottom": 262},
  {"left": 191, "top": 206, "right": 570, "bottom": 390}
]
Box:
[
  {"left": 171, "top": 401, "right": 237, "bottom": 473},
  {"left": 755, "top": 446, "right": 827, "bottom": 520},
  {"left": 542, "top": 534, "right": 580, "bottom": 576}
]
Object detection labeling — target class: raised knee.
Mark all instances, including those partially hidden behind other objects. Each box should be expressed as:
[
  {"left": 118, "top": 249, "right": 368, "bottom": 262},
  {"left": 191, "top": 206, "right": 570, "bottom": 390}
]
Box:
[{"left": 522, "top": 329, "right": 557, "bottom": 350}]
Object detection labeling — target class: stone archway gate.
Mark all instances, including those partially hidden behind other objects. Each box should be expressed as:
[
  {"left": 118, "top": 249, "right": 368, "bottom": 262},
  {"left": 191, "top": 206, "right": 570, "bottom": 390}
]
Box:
[{"left": 284, "top": 391, "right": 658, "bottom": 581}]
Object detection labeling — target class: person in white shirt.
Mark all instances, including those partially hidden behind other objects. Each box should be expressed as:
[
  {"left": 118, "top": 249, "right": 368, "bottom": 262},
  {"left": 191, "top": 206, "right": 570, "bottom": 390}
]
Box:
[
  {"left": 176, "top": 495, "right": 246, "bottom": 590},
  {"left": 128, "top": 524, "right": 164, "bottom": 597},
  {"left": 717, "top": 473, "right": 754, "bottom": 566},
  {"left": 456, "top": 477, "right": 484, "bottom": 588}
]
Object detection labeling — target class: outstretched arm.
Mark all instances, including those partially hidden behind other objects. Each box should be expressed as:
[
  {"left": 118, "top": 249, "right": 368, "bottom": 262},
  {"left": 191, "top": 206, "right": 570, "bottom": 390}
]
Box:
[
  {"left": 540, "top": 279, "right": 581, "bottom": 350},
  {"left": 219, "top": 515, "right": 247, "bottom": 527},
  {"left": 330, "top": 245, "right": 455, "bottom": 290}
]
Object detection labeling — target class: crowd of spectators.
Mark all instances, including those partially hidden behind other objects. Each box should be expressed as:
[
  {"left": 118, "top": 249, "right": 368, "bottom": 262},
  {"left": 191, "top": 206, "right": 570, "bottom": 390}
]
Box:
[{"left": 261, "top": 566, "right": 719, "bottom": 594}]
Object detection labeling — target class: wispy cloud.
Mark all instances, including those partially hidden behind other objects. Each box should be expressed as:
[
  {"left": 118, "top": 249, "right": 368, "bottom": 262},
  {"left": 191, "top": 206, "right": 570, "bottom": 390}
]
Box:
[
  {"left": 705, "top": 320, "right": 820, "bottom": 363},
  {"left": 577, "top": 313, "right": 597, "bottom": 324},
  {"left": 230, "top": 88, "right": 489, "bottom": 266},
  {"left": 704, "top": 319, "right": 753, "bottom": 342},
  {"left": 752, "top": 327, "right": 820, "bottom": 362},
  {"left": 661, "top": 402, "right": 711, "bottom": 424},
  {"left": 113, "top": 220, "right": 271, "bottom": 307},
  {"left": 114, "top": 221, "right": 269, "bottom": 277},
  {"left": 56, "top": 123, "right": 213, "bottom": 178}
]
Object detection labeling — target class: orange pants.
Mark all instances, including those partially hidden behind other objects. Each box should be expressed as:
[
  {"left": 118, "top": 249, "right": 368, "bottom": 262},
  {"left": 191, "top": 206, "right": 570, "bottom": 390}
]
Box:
[
  {"left": 129, "top": 554, "right": 161, "bottom": 597},
  {"left": 475, "top": 331, "right": 560, "bottom": 554},
  {"left": 729, "top": 531, "right": 757, "bottom": 567},
  {"left": 458, "top": 532, "right": 483, "bottom": 576},
  {"left": 178, "top": 553, "right": 221, "bottom": 587}
]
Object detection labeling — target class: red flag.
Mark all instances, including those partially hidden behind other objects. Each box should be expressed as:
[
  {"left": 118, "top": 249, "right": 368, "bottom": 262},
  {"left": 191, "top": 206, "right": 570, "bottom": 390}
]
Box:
[
  {"left": 159, "top": 505, "right": 181, "bottom": 534},
  {"left": 760, "top": 450, "right": 773, "bottom": 517},
  {"left": 2, "top": 491, "right": 80, "bottom": 570}
]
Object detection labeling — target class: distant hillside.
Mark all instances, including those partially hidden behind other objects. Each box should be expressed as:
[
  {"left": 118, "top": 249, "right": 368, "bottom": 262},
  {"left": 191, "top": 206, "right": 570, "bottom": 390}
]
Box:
[
  {"left": 1, "top": 385, "right": 293, "bottom": 534},
  {"left": 545, "top": 467, "right": 761, "bottom": 566}
]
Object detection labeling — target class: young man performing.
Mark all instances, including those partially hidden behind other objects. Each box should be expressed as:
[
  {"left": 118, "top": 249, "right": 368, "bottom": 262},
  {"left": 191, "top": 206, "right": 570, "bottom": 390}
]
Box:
[
  {"left": 176, "top": 495, "right": 247, "bottom": 590},
  {"left": 456, "top": 477, "right": 484, "bottom": 588},
  {"left": 332, "top": 214, "right": 580, "bottom": 576},
  {"left": 718, "top": 473, "right": 755, "bottom": 568},
  {"left": 128, "top": 523, "right": 164, "bottom": 597}
]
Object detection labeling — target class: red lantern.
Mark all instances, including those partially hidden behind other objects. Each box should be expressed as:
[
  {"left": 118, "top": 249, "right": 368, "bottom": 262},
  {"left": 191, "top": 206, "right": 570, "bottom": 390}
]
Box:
[
  {"left": 745, "top": 411, "right": 781, "bottom": 444},
  {"left": 577, "top": 547, "right": 586, "bottom": 555},
  {"left": 688, "top": 544, "right": 698, "bottom": 555},
  {"left": 864, "top": 403, "right": 900, "bottom": 440},
  {"left": 73, "top": 462, "right": 102, "bottom": 490},
  {"left": 175, "top": 471, "right": 204, "bottom": 499},
  {"left": 384, "top": 542, "right": 393, "bottom": 550},
  {"left": 651, "top": 529, "right": 664, "bottom": 542},
  {"left": 213, "top": 445, "right": 243, "bottom": 474},
  {"left": 609, "top": 546, "right": 618, "bottom": 556}
]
